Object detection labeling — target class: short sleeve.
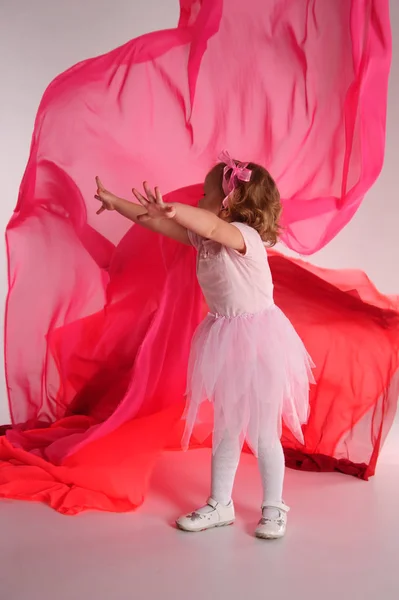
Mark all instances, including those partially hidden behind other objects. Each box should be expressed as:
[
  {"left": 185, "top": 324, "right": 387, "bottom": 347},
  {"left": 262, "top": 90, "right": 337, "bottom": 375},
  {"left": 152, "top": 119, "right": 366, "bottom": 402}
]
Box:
[
  {"left": 230, "top": 222, "right": 260, "bottom": 258},
  {"left": 187, "top": 229, "right": 203, "bottom": 250}
]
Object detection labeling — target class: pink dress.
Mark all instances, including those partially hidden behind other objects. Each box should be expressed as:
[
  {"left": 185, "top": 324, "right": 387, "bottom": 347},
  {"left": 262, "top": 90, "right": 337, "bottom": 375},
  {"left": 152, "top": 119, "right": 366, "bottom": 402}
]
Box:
[{"left": 183, "top": 222, "right": 314, "bottom": 456}]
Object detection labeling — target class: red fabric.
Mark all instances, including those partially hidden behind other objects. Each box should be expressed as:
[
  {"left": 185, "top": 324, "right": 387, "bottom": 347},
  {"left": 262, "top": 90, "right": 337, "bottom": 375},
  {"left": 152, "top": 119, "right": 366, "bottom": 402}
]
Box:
[
  {"left": 1, "top": 0, "right": 397, "bottom": 514},
  {"left": 1, "top": 221, "right": 398, "bottom": 513}
]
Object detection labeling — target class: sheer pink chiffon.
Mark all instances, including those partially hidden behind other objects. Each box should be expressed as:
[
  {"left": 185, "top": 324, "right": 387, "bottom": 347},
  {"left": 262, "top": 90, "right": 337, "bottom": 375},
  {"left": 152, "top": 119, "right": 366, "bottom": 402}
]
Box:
[{"left": 0, "top": 0, "right": 396, "bottom": 514}]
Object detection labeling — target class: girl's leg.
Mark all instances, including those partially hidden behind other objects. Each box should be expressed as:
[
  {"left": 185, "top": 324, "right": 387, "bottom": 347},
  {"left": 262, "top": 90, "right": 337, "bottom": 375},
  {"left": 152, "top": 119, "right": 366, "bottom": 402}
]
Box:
[
  {"left": 257, "top": 439, "right": 285, "bottom": 506},
  {"left": 176, "top": 433, "right": 240, "bottom": 532},
  {"left": 211, "top": 434, "right": 241, "bottom": 505},
  {"left": 256, "top": 438, "right": 289, "bottom": 539}
]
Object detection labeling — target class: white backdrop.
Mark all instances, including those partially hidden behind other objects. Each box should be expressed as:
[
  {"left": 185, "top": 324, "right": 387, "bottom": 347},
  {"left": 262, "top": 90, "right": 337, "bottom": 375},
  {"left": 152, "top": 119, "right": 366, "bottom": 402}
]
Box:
[{"left": 0, "top": 0, "right": 398, "bottom": 424}]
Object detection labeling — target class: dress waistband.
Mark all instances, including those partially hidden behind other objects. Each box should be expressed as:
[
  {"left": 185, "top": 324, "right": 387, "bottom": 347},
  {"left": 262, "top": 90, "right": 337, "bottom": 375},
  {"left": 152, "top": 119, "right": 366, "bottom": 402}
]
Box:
[{"left": 208, "top": 304, "right": 275, "bottom": 320}]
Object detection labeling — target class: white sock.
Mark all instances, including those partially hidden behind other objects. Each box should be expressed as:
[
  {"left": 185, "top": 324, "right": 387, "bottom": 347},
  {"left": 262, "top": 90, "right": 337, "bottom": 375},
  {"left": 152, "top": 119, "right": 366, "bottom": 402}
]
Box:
[
  {"left": 258, "top": 439, "right": 285, "bottom": 518},
  {"left": 208, "top": 434, "right": 285, "bottom": 516},
  {"left": 211, "top": 435, "right": 241, "bottom": 505}
]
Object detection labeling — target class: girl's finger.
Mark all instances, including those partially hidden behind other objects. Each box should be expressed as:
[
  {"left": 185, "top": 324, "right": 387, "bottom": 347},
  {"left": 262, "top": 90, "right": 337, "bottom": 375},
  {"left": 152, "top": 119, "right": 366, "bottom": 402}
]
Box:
[
  {"left": 96, "top": 205, "right": 106, "bottom": 215},
  {"left": 95, "top": 176, "right": 104, "bottom": 191},
  {"left": 133, "top": 188, "right": 149, "bottom": 207},
  {"left": 143, "top": 182, "right": 155, "bottom": 203},
  {"left": 94, "top": 195, "right": 101, "bottom": 201},
  {"left": 165, "top": 205, "right": 176, "bottom": 218},
  {"left": 137, "top": 212, "right": 150, "bottom": 222},
  {"left": 154, "top": 187, "right": 163, "bottom": 206}
]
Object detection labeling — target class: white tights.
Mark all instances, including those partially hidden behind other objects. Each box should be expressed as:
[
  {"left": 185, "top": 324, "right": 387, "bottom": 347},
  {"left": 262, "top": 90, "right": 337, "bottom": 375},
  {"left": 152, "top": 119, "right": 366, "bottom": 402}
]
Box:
[{"left": 211, "top": 434, "right": 285, "bottom": 506}]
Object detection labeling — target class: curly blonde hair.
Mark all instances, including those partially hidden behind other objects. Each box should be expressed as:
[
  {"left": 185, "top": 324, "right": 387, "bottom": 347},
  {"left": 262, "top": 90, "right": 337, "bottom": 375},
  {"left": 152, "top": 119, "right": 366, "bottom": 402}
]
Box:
[{"left": 209, "top": 161, "right": 282, "bottom": 246}]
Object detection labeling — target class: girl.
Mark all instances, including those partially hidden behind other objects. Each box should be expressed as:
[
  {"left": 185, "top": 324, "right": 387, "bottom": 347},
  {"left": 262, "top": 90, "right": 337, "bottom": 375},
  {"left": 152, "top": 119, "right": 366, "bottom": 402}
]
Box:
[{"left": 95, "top": 151, "right": 314, "bottom": 540}]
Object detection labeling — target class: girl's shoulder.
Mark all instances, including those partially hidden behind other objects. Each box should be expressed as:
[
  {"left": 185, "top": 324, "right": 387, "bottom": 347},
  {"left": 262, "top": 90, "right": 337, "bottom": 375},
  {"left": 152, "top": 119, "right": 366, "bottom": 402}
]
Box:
[
  {"left": 231, "top": 222, "right": 264, "bottom": 246},
  {"left": 230, "top": 222, "right": 265, "bottom": 259}
]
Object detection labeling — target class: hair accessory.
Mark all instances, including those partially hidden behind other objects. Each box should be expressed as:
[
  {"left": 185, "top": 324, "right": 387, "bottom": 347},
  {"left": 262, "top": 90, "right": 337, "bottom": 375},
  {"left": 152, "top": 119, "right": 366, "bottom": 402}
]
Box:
[{"left": 218, "top": 150, "right": 252, "bottom": 208}]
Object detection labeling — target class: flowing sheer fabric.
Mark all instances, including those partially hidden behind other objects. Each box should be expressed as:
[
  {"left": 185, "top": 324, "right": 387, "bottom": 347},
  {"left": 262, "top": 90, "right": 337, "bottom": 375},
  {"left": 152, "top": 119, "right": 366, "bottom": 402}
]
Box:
[{"left": 1, "top": 0, "right": 397, "bottom": 514}]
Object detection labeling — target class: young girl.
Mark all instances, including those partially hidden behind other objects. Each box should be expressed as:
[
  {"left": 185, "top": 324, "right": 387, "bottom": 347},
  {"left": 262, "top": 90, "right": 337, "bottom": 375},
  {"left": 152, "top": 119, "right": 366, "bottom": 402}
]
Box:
[{"left": 95, "top": 151, "right": 314, "bottom": 540}]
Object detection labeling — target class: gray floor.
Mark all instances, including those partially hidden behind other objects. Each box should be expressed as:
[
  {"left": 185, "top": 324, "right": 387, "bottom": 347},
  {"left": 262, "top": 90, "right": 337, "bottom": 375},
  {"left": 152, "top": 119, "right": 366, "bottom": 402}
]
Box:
[{"left": 1, "top": 420, "right": 398, "bottom": 600}]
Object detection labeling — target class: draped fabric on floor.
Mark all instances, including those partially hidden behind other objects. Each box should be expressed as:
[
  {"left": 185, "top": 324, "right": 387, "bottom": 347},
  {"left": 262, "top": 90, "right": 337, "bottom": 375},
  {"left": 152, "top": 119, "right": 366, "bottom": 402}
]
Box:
[{"left": 1, "top": 0, "right": 397, "bottom": 514}]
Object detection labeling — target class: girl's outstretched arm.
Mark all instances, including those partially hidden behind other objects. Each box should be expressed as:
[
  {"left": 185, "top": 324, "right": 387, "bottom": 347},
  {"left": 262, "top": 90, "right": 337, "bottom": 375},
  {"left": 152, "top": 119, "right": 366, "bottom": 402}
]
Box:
[
  {"left": 171, "top": 203, "right": 245, "bottom": 253},
  {"left": 95, "top": 177, "right": 190, "bottom": 245},
  {"left": 131, "top": 183, "right": 245, "bottom": 253}
]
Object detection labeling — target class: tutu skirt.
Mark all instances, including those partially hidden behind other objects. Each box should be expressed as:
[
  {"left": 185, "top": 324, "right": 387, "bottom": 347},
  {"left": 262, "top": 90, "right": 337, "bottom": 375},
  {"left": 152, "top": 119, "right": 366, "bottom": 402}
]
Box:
[{"left": 183, "top": 305, "right": 314, "bottom": 455}]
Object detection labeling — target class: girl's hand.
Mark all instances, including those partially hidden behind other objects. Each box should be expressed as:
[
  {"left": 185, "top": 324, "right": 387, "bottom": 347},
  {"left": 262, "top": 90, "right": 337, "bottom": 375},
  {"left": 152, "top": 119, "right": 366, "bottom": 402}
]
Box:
[
  {"left": 133, "top": 182, "right": 176, "bottom": 222},
  {"left": 95, "top": 177, "right": 120, "bottom": 214}
]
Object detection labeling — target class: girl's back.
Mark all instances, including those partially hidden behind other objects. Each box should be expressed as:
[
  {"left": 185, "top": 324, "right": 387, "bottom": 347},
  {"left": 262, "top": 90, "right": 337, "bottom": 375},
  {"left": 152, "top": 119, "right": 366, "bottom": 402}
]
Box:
[{"left": 189, "top": 222, "right": 274, "bottom": 318}]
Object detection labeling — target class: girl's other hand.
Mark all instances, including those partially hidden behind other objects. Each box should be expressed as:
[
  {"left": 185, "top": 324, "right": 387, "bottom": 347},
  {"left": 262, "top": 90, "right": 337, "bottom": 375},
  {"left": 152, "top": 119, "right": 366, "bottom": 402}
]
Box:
[
  {"left": 133, "top": 182, "right": 176, "bottom": 222},
  {"left": 95, "top": 177, "right": 119, "bottom": 214}
]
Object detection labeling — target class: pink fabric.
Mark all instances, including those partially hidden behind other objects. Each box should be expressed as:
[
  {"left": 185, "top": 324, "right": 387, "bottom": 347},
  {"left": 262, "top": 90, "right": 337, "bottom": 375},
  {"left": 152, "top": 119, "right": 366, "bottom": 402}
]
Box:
[
  {"left": 188, "top": 224, "right": 274, "bottom": 317},
  {"left": 1, "top": 0, "right": 394, "bottom": 513}
]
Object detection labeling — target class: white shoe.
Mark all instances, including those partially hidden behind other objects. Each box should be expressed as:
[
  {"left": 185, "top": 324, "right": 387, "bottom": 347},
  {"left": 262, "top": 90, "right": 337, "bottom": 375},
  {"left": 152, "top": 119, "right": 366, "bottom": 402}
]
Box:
[
  {"left": 176, "top": 497, "right": 235, "bottom": 532},
  {"left": 255, "top": 502, "right": 290, "bottom": 540}
]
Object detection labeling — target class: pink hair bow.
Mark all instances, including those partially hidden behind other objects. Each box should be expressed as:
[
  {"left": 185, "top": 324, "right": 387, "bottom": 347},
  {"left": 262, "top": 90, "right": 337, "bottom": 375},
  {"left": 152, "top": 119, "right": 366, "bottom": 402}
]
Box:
[{"left": 218, "top": 150, "right": 252, "bottom": 207}]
